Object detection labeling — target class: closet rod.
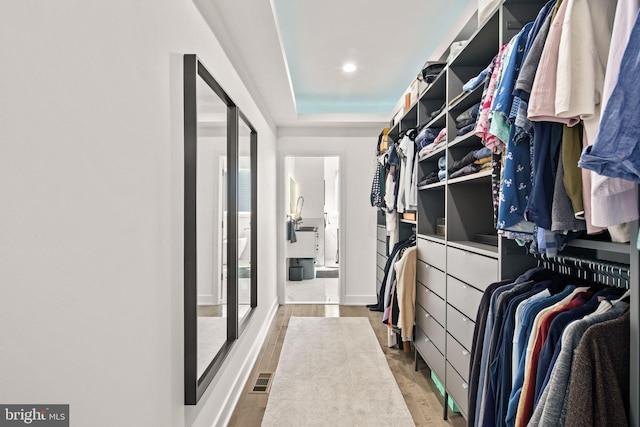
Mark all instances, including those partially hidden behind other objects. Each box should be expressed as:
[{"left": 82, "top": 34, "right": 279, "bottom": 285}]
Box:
[{"left": 533, "top": 252, "right": 631, "bottom": 289}]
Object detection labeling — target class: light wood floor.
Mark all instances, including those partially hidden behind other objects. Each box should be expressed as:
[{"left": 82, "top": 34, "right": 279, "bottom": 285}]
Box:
[{"left": 228, "top": 304, "right": 466, "bottom": 427}]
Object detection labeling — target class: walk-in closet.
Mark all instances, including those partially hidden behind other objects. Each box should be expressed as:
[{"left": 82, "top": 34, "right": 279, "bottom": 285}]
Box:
[
  {"left": 4, "top": 0, "right": 639, "bottom": 426},
  {"left": 372, "top": 0, "right": 639, "bottom": 425}
]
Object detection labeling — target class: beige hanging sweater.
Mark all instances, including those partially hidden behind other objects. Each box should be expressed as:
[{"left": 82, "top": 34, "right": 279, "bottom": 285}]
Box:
[{"left": 394, "top": 246, "right": 417, "bottom": 340}]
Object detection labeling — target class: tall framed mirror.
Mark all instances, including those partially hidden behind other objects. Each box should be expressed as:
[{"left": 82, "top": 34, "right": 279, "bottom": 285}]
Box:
[
  {"left": 183, "top": 54, "right": 257, "bottom": 405},
  {"left": 237, "top": 111, "right": 257, "bottom": 331}
]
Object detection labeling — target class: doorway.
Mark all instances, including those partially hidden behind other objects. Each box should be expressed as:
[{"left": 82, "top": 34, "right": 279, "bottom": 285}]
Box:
[{"left": 284, "top": 156, "right": 340, "bottom": 303}]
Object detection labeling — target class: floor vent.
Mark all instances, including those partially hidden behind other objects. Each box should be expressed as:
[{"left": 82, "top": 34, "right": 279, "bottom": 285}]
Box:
[{"left": 249, "top": 372, "right": 273, "bottom": 394}]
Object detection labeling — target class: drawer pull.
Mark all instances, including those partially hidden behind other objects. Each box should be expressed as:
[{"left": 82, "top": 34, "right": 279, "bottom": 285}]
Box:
[
  {"left": 462, "top": 316, "right": 469, "bottom": 322},
  {"left": 462, "top": 350, "right": 470, "bottom": 357},
  {"left": 462, "top": 382, "right": 469, "bottom": 390},
  {"left": 462, "top": 284, "right": 468, "bottom": 289},
  {"left": 425, "top": 313, "right": 431, "bottom": 318},
  {"left": 424, "top": 337, "right": 430, "bottom": 343}
]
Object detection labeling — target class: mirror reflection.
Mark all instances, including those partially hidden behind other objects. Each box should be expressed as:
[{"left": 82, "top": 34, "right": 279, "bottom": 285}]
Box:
[
  {"left": 195, "top": 73, "right": 227, "bottom": 380},
  {"left": 184, "top": 54, "right": 258, "bottom": 404},
  {"left": 238, "top": 117, "right": 252, "bottom": 324}
]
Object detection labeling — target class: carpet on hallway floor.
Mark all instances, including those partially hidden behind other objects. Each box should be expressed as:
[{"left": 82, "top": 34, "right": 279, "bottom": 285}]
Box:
[{"left": 261, "top": 317, "right": 414, "bottom": 426}]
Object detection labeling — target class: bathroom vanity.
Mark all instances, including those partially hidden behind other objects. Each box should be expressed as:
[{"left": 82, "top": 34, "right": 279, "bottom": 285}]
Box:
[{"left": 285, "top": 226, "right": 318, "bottom": 280}]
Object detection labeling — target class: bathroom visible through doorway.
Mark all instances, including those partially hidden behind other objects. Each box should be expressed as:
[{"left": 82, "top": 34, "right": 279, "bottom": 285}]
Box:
[{"left": 284, "top": 156, "right": 340, "bottom": 303}]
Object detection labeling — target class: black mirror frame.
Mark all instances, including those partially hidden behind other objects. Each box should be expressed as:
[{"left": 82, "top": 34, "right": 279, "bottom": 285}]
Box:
[
  {"left": 183, "top": 54, "right": 258, "bottom": 405},
  {"left": 236, "top": 109, "right": 258, "bottom": 334}
]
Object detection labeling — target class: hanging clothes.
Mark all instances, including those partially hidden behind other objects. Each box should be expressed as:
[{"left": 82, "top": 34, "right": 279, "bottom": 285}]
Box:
[
  {"left": 397, "top": 130, "right": 417, "bottom": 213},
  {"left": 370, "top": 155, "right": 386, "bottom": 208},
  {"left": 384, "top": 145, "right": 400, "bottom": 247},
  {"left": 396, "top": 134, "right": 410, "bottom": 213},
  {"left": 579, "top": 4, "right": 640, "bottom": 232},
  {"left": 469, "top": 266, "right": 630, "bottom": 427},
  {"left": 529, "top": 298, "right": 629, "bottom": 426},
  {"left": 479, "top": 0, "right": 640, "bottom": 250},
  {"left": 587, "top": 0, "right": 639, "bottom": 235},
  {"left": 564, "top": 310, "right": 631, "bottom": 427},
  {"left": 475, "top": 43, "right": 509, "bottom": 152},
  {"left": 394, "top": 246, "right": 417, "bottom": 340}
]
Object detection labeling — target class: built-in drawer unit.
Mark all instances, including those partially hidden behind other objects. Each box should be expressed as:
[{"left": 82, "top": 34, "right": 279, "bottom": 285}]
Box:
[
  {"left": 416, "top": 326, "right": 446, "bottom": 383},
  {"left": 447, "top": 246, "right": 498, "bottom": 291},
  {"left": 377, "top": 253, "right": 387, "bottom": 270},
  {"left": 447, "top": 275, "right": 483, "bottom": 322},
  {"left": 416, "top": 282, "right": 446, "bottom": 326},
  {"left": 446, "top": 304, "right": 475, "bottom": 351},
  {"left": 417, "top": 237, "right": 446, "bottom": 271},
  {"left": 376, "top": 240, "right": 387, "bottom": 256},
  {"left": 446, "top": 362, "right": 469, "bottom": 417},
  {"left": 416, "top": 260, "right": 446, "bottom": 299},
  {"left": 376, "top": 266, "right": 385, "bottom": 283},
  {"left": 416, "top": 304, "right": 446, "bottom": 353},
  {"left": 377, "top": 226, "right": 387, "bottom": 242},
  {"left": 447, "top": 333, "right": 471, "bottom": 382}
]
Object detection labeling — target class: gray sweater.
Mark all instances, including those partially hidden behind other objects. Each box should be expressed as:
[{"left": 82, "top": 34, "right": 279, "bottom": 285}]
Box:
[
  {"left": 514, "top": 10, "right": 553, "bottom": 96},
  {"left": 565, "top": 309, "right": 631, "bottom": 427},
  {"left": 528, "top": 301, "right": 628, "bottom": 426}
]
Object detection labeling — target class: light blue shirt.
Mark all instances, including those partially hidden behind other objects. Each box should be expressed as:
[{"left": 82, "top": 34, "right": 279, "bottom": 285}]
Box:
[
  {"left": 511, "top": 289, "right": 549, "bottom": 384},
  {"left": 579, "top": 10, "right": 640, "bottom": 182}
]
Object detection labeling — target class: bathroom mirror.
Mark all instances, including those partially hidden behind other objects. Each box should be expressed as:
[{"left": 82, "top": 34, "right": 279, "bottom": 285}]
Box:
[{"left": 183, "top": 54, "right": 257, "bottom": 404}]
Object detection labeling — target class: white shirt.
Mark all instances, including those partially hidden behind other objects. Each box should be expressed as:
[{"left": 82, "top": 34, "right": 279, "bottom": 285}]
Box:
[{"left": 590, "top": 0, "right": 639, "bottom": 231}]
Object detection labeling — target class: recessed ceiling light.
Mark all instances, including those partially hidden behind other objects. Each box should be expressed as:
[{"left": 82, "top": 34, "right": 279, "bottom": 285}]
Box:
[{"left": 342, "top": 63, "right": 357, "bottom": 73}]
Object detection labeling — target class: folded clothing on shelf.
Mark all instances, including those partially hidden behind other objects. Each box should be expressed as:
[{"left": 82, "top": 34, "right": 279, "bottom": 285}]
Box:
[
  {"left": 447, "top": 39, "right": 469, "bottom": 62},
  {"left": 434, "top": 128, "right": 447, "bottom": 145},
  {"left": 449, "top": 161, "right": 491, "bottom": 179},
  {"left": 455, "top": 103, "right": 481, "bottom": 129},
  {"left": 457, "top": 122, "right": 476, "bottom": 136},
  {"left": 450, "top": 163, "right": 482, "bottom": 179},
  {"left": 438, "top": 155, "right": 447, "bottom": 181},
  {"left": 462, "top": 63, "right": 492, "bottom": 92},
  {"left": 448, "top": 146, "right": 492, "bottom": 175},
  {"left": 428, "top": 103, "right": 447, "bottom": 120},
  {"left": 449, "top": 91, "right": 468, "bottom": 107},
  {"left": 418, "top": 139, "right": 447, "bottom": 160},
  {"left": 418, "top": 171, "right": 440, "bottom": 186},
  {"left": 415, "top": 127, "right": 443, "bottom": 151},
  {"left": 420, "top": 62, "right": 446, "bottom": 83},
  {"left": 474, "top": 156, "right": 492, "bottom": 166}
]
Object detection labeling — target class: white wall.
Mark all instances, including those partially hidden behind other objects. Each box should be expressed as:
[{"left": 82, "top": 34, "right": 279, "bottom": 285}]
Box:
[
  {"left": 324, "top": 157, "right": 340, "bottom": 214},
  {"left": 277, "top": 128, "right": 381, "bottom": 304},
  {"left": 0, "top": 2, "right": 278, "bottom": 427},
  {"left": 197, "top": 138, "right": 225, "bottom": 304},
  {"left": 292, "top": 157, "right": 325, "bottom": 219},
  {"left": 323, "top": 157, "right": 340, "bottom": 266},
  {"left": 285, "top": 157, "right": 296, "bottom": 215}
]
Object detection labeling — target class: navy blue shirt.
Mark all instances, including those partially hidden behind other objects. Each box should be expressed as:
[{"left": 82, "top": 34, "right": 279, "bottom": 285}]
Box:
[
  {"left": 482, "top": 282, "right": 537, "bottom": 427},
  {"left": 490, "top": 280, "right": 553, "bottom": 427},
  {"left": 505, "top": 285, "right": 576, "bottom": 426},
  {"left": 525, "top": 121, "right": 563, "bottom": 230}
]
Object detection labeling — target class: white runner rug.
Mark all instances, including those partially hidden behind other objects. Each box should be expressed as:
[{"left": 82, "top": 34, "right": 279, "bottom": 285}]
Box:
[{"left": 262, "top": 317, "right": 415, "bottom": 426}]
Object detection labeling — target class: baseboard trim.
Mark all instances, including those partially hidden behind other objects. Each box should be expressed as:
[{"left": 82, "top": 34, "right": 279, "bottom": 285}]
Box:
[
  {"left": 197, "top": 295, "right": 214, "bottom": 306},
  {"left": 215, "top": 297, "right": 279, "bottom": 427},
  {"left": 342, "top": 295, "right": 377, "bottom": 306}
]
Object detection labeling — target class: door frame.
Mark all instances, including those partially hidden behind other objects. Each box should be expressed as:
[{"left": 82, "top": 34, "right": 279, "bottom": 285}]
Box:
[{"left": 277, "top": 152, "right": 346, "bottom": 304}]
